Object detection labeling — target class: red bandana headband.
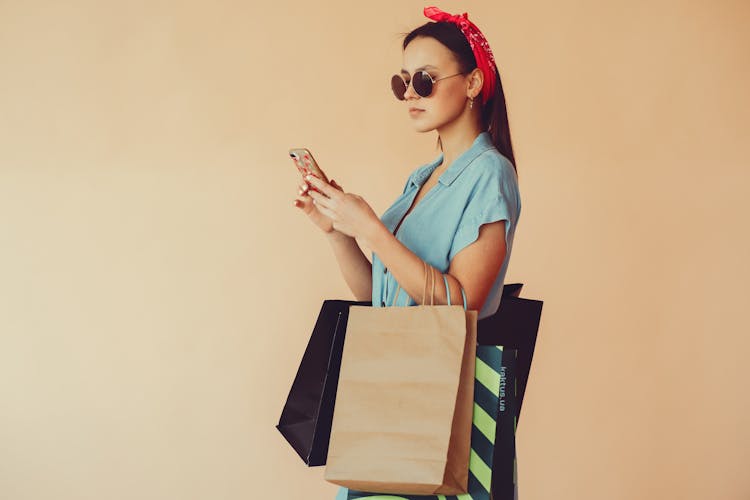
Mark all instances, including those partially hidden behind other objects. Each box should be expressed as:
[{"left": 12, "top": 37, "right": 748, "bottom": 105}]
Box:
[{"left": 423, "top": 6, "right": 498, "bottom": 105}]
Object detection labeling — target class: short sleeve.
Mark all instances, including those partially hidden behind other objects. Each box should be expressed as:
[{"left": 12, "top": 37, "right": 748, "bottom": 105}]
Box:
[{"left": 448, "top": 161, "right": 517, "bottom": 262}]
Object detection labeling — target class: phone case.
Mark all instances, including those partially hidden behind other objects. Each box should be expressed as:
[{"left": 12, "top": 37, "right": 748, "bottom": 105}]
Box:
[{"left": 289, "top": 148, "right": 329, "bottom": 194}]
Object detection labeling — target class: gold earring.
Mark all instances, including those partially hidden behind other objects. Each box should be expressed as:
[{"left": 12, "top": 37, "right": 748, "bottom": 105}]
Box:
[{"left": 469, "top": 97, "right": 474, "bottom": 109}]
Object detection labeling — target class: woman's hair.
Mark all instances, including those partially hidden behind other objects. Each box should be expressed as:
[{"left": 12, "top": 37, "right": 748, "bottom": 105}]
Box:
[{"left": 402, "top": 21, "right": 517, "bottom": 174}]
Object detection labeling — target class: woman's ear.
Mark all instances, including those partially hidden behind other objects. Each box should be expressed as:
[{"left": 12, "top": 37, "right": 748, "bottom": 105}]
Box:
[{"left": 467, "top": 67, "right": 484, "bottom": 98}]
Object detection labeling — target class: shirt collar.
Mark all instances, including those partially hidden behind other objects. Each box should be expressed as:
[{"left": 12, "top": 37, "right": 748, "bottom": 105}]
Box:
[{"left": 409, "top": 131, "right": 495, "bottom": 188}]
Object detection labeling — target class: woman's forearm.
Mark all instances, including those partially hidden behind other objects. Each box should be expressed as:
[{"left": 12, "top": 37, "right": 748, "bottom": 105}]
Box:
[
  {"left": 326, "top": 231, "right": 373, "bottom": 301},
  {"left": 362, "top": 223, "right": 461, "bottom": 306}
]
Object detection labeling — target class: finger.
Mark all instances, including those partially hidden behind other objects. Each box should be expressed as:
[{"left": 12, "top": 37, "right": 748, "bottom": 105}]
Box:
[
  {"left": 297, "top": 193, "right": 313, "bottom": 206},
  {"left": 296, "top": 187, "right": 313, "bottom": 199},
  {"left": 315, "top": 204, "right": 336, "bottom": 220},
  {"left": 308, "top": 189, "right": 330, "bottom": 208},
  {"left": 294, "top": 194, "right": 314, "bottom": 210},
  {"left": 305, "top": 174, "right": 336, "bottom": 198}
]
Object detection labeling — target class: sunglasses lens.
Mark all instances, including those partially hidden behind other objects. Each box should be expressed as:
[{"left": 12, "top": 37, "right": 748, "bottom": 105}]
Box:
[
  {"left": 413, "top": 71, "right": 433, "bottom": 98},
  {"left": 391, "top": 74, "right": 407, "bottom": 100}
]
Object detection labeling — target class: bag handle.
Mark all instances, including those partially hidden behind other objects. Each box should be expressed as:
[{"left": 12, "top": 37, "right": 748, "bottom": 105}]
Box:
[
  {"left": 443, "top": 273, "right": 468, "bottom": 310},
  {"left": 390, "top": 260, "right": 433, "bottom": 307},
  {"left": 390, "top": 260, "right": 468, "bottom": 310}
]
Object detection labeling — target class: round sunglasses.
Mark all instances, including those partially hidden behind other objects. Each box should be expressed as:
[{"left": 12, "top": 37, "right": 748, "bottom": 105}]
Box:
[{"left": 390, "top": 70, "right": 465, "bottom": 100}]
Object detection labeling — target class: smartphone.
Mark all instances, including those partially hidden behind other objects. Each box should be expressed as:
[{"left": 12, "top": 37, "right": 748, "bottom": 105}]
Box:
[{"left": 289, "top": 148, "right": 329, "bottom": 194}]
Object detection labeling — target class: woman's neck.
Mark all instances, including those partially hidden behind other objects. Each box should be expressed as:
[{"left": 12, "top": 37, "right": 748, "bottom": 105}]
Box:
[{"left": 436, "top": 116, "right": 483, "bottom": 172}]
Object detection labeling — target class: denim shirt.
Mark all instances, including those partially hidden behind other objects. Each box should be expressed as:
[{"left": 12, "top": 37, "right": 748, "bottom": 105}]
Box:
[{"left": 371, "top": 131, "right": 521, "bottom": 320}]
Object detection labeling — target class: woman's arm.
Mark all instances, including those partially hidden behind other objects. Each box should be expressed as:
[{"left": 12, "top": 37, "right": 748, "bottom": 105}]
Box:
[
  {"left": 363, "top": 220, "right": 506, "bottom": 310},
  {"left": 327, "top": 231, "right": 373, "bottom": 301},
  {"left": 301, "top": 173, "right": 506, "bottom": 308}
]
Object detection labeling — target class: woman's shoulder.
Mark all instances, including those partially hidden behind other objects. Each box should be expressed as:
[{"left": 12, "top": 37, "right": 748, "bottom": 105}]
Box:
[
  {"left": 468, "top": 147, "right": 516, "bottom": 180},
  {"left": 458, "top": 147, "right": 518, "bottom": 197}
]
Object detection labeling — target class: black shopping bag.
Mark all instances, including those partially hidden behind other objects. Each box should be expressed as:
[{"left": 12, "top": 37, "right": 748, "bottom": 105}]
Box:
[
  {"left": 478, "top": 284, "right": 543, "bottom": 420},
  {"left": 276, "top": 299, "right": 370, "bottom": 466},
  {"left": 479, "top": 285, "right": 543, "bottom": 500}
]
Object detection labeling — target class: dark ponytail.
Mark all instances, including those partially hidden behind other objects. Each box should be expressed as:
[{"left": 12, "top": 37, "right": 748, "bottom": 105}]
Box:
[{"left": 402, "top": 22, "right": 517, "bottom": 175}]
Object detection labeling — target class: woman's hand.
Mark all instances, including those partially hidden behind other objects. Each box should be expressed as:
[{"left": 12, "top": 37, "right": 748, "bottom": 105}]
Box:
[
  {"left": 305, "top": 175, "right": 381, "bottom": 241},
  {"left": 293, "top": 177, "right": 345, "bottom": 234}
]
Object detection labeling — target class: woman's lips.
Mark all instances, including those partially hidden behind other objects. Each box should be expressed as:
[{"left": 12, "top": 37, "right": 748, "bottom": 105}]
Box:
[{"left": 409, "top": 108, "right": 424, "bottom": 116}]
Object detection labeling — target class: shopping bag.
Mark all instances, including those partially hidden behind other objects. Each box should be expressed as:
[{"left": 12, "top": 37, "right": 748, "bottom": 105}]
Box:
[
  {"left": 325, "top": 262, "right": 477, "bottom": 495},
  {"left": 276, "top": 274, "right": 542, "bottom": 490},
  {"left": 478, "top": 286, "right": 542, "bottom": 500},
  {"left": 478, "top": 286, "right": 543, "bottom": 420},
  {"left": 487, "top": 346, "right": 519, "bottom": 500},
  {"left": 276, "top": 298, "right": 369, "bottom": 466},
  {"left": 345, "top": 345, "right": 518, "bottom": 500}
]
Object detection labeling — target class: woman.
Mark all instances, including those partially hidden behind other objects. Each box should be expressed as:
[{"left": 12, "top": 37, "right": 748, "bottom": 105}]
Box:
[{"left": 293, "top": 6, "right": 521, "bottom": 499}]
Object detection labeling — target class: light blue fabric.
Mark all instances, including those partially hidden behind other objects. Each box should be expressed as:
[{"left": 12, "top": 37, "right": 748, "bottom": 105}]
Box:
[
  {"left": 335, "top": 487, "right": 348, "bottom": 500},
  {"left": 371, "top": 131, "right": 521, "bottom": 320}
]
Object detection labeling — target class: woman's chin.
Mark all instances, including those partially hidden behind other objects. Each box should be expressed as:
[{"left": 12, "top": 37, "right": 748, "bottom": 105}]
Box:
[{"left": 410, "top": 121, "right": 435, "bottom": 133}]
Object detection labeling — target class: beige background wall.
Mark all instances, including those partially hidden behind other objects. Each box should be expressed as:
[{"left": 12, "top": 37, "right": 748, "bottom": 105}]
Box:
[{"left": 1, "top": 1, "right": 748, "bottom": 499}]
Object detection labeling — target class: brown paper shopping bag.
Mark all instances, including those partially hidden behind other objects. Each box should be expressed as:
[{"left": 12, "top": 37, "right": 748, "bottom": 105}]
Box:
[{"left": 324, "top": 261, "right": 477, "bottom": 495}]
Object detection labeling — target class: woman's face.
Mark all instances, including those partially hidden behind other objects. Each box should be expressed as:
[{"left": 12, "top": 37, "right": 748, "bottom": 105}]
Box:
[{"left": 400, "top": 36, "right": 469, "bottom": 132}]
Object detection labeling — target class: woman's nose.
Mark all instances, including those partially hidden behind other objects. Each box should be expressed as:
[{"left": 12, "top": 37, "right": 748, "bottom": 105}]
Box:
[{"left": 403, "top": 79, "right": 419, "bottom": 100}]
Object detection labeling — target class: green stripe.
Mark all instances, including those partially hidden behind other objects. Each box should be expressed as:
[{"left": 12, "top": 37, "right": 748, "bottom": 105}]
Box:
[
  {"left": 472, "top": 402, "right": 496, "bottom": 443},
  {"left": 468, "top": 448, "right": 492, "bottom": 492},
  {"left": 475, "top": 356, "right": 500, "bottom": 396},
  {"left": 350, "top": 494, "right": 452, "bottom": 499},
  {"left": 348, "top": 496, "right": 408, "bottom": 499}
]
